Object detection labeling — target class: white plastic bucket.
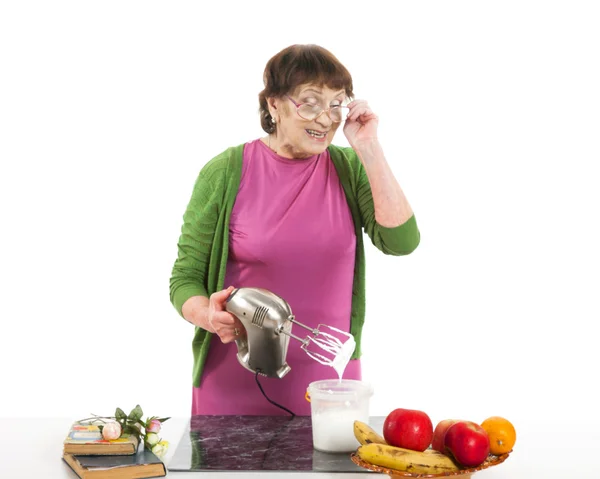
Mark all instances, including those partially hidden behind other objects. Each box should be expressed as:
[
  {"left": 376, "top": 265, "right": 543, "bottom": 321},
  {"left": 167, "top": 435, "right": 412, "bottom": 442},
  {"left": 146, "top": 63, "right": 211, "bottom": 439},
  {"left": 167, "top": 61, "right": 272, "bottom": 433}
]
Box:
[{"left": 306, "top": 379, "right": 373, "bottom": 453}]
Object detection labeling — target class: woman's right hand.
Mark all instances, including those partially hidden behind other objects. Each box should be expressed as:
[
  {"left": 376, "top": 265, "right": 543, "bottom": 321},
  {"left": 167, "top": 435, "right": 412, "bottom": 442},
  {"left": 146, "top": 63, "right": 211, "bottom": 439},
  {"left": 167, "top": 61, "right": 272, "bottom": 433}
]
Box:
[{"left": 208, "top": 286, "right": 245, "bottom": 343}]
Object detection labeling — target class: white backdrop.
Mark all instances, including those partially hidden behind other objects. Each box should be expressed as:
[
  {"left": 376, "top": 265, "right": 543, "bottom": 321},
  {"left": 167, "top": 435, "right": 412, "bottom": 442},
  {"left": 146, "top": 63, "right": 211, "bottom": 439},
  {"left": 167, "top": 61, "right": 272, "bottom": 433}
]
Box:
[{"left": 1, "top": 0, "right": 598, "bottom": 456}]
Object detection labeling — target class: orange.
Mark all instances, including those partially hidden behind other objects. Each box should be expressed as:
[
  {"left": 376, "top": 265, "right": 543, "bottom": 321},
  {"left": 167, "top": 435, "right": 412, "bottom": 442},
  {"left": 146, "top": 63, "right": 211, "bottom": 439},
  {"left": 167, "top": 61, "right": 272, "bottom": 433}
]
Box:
[{"left": 481, "top": 416, "right": 516, "bottom": 455}]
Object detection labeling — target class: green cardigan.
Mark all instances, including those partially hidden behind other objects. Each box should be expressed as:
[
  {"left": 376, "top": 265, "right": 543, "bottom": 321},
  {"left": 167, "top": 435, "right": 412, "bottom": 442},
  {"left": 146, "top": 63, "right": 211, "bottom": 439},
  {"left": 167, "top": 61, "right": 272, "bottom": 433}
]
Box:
[{"left": 170, "top": 143, "right": 420, "bottom": 387}]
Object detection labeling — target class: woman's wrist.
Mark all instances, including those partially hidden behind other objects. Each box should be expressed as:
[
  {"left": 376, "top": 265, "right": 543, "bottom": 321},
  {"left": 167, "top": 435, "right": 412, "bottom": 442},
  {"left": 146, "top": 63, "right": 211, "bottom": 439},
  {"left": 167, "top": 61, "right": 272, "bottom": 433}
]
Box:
[
  {"left": 353, "top": 138, "right": 382, "bottom": 165},
  {"left": 352, "top": 137, "right": 380, "bottom": 154},
  {"left": 182, "top": 295, "right": 214, "bottom": 332}
]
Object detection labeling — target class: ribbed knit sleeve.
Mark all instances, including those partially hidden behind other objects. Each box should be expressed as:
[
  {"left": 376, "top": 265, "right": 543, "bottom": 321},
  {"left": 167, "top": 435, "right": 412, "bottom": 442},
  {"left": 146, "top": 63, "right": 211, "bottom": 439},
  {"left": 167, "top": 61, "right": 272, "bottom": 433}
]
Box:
[{"left": 169, "top": 162, "right": 224, "bottom": 316}]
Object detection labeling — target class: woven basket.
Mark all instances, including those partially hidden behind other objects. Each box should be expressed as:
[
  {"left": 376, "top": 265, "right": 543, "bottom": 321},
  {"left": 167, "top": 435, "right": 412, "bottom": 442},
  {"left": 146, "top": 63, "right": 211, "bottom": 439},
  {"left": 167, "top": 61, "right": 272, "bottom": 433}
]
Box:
[{"left": 350, "top": 451, "right": 510, "bottom": 478}]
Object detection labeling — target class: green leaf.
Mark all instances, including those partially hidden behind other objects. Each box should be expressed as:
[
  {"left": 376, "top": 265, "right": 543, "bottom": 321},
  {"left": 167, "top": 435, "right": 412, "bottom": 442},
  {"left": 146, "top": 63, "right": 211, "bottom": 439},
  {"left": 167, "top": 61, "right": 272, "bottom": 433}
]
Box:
[
  {"left": 122, "top": 424, "right": 141, "bottom": 440},
  {"left": 157, "top": 417, "right": 171, "bottom": 423},
  {"left": 115, "top": 408, "right": 127, "bottom": 421},
  {"left": 98, "top": 425, "right": 104, "bottom": 433},
  {"left": 128, "top": 404, "right": 143, "bottom": 423}
]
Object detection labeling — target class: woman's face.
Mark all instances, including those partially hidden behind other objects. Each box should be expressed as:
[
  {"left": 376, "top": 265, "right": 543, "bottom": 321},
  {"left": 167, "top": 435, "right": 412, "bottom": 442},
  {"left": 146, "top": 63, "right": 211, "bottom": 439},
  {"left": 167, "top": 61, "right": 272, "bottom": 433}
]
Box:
[{"left": 268, "top": 84, "right": 346, "bottom": 159}]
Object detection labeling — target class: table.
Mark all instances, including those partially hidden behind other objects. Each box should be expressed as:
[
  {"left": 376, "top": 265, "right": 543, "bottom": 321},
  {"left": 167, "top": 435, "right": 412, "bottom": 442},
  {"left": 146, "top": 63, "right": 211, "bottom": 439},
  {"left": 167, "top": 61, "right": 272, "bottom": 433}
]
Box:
[{"left": 2, "top": 416, "right": 597, "bottom": 478}]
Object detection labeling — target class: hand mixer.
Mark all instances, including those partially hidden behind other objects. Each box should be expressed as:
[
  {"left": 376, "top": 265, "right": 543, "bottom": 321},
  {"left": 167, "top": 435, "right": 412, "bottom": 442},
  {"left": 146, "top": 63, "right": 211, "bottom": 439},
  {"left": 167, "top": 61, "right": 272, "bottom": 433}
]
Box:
[{"left": 225, "top": 287, "right": 356, "bottom": 378}]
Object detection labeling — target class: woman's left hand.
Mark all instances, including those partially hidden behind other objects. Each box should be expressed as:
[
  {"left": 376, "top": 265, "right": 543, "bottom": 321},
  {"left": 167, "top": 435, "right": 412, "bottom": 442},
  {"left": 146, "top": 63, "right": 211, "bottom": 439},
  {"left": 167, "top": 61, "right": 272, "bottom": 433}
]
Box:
[{"left": 343, "top": 99, "right": 379, "bottom": 148}]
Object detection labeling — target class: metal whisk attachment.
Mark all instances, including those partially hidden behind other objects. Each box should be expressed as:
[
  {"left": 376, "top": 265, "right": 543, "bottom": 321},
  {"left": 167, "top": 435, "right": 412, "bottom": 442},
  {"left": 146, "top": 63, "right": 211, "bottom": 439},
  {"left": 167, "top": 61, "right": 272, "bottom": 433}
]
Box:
[{"left": 278, "top": 318, "right": 356, "bottom": 369}]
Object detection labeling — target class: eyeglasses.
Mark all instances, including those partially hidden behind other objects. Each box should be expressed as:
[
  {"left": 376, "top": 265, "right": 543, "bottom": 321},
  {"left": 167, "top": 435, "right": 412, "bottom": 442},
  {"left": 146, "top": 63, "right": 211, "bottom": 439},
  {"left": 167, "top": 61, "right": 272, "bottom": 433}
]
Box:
[{"left": 285, "top": 95, "right": 349, "bottom": 122}]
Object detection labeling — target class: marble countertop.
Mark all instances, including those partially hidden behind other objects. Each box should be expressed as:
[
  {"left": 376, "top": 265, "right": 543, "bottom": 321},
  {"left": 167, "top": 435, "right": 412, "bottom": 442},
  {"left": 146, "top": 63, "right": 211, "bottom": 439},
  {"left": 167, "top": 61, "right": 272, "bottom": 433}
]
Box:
[{"left": 168, "top": 415, "right": 384, "bottom": 473}]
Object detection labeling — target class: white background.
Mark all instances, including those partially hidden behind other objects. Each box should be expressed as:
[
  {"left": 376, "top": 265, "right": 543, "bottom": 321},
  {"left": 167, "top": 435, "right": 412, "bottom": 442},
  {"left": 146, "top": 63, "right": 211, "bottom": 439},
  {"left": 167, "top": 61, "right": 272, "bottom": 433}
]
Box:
[{"left": 1, "top": 0, "right": 599, "bottom": 475}]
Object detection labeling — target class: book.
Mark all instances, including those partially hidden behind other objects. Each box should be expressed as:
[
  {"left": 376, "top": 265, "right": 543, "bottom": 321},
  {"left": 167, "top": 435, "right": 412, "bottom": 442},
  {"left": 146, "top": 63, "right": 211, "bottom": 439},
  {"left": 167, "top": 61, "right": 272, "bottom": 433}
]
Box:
[
  {"left": 62, "top": 449, "right": 166, "bottom": 479},
  {"left": 63, "top": 422, "right": 139, "bottom": 455}
]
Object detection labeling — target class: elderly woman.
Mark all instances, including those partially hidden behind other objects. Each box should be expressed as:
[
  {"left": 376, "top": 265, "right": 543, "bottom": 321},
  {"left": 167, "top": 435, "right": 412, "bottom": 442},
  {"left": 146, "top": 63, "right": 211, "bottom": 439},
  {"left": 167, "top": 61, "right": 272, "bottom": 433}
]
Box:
[{"left": 170, "top": 44, "right": 420, "bottom": 416}]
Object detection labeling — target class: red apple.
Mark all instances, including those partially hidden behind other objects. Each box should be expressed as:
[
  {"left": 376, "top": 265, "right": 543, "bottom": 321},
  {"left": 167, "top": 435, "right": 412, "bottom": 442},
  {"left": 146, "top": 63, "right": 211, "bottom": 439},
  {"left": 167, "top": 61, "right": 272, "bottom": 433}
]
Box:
[
  {"left": 431, "top": 419, "right": 460, "bottom": 453},
  {"left": 444, "top": 421, "right": 490, "bottom": 467},
  {"left": 383, "top": 408, "right": 433, "bottom": 452}
]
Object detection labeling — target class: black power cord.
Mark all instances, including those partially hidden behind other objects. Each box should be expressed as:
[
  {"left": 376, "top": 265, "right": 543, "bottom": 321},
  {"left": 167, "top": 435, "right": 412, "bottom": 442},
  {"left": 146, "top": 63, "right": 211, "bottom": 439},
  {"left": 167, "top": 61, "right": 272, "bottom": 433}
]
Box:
[{"left": 254, "top": 370, "right": 296, "bottom": 417}]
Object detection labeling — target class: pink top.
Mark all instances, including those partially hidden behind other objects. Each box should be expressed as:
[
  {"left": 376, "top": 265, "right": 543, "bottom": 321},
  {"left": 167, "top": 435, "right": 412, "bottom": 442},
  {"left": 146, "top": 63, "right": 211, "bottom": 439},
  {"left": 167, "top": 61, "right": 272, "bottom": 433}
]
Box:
[{"left": 192, "top": 139, "right": 360, "bottom": 416}]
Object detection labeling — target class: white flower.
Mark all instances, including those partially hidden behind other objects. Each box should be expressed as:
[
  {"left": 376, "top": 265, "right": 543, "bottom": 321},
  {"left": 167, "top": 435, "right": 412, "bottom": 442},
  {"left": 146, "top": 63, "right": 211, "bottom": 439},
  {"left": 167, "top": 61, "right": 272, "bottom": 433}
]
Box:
[
  {"left": 152, "top": 440, "right": 169, "bottom": 458},
  {"left": 145, "top": 432, "right": 160, "bottom": 446}
]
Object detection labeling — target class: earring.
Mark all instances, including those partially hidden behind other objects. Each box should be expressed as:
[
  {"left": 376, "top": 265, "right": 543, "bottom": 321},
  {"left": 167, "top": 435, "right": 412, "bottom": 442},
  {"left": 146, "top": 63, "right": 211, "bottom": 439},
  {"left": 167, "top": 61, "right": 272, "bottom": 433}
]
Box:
[{"left": 272, "top": 117, "right": 277, "bottom": 124}]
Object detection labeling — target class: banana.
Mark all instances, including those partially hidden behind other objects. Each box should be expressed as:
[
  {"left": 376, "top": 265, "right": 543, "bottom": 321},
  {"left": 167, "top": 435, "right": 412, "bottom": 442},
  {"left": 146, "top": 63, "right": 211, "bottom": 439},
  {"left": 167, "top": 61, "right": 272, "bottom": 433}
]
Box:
[
  {"left": 357, "top": 443, "right": 461, "bottom": 475},
  {"left": 353, "top": 420, "right": 387, "bottom": 446}
]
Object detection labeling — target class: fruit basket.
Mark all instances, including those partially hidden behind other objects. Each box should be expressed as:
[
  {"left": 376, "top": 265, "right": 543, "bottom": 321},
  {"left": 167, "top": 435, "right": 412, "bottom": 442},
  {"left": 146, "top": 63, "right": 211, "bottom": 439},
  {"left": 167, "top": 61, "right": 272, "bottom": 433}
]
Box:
[{"left": 350, "top": 451, "right": 510, "bottom": 478}]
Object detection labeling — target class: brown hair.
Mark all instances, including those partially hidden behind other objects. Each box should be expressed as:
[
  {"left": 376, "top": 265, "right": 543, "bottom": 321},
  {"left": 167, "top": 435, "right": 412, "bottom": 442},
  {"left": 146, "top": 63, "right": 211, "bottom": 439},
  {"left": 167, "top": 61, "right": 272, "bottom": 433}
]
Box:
[{"left": 258, "top": 44, "right": 354, "bottom": 134}]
